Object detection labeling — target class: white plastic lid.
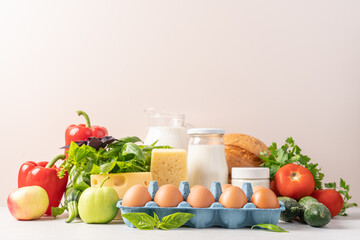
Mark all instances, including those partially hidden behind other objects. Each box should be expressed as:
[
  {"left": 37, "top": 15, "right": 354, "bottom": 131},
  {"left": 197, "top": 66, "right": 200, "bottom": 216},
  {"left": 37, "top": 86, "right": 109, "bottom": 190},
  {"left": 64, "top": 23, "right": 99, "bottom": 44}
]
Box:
[
  {"left": 187, "top": 128, "right": 225, "bottom": 135},
  {"left": 232, "top": 167, "right": 270, "bottom": 179}
]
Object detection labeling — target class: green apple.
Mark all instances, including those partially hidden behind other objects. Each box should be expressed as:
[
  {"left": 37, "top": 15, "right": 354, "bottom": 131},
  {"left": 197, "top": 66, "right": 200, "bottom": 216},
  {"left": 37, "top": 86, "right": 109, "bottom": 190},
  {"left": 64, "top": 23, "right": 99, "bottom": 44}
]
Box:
[
  {"left": 78, "top": 177, "right": 119, "bottom": 224},
  {"left": 7, "top": 186, "right": 49, "bottom": 220}
]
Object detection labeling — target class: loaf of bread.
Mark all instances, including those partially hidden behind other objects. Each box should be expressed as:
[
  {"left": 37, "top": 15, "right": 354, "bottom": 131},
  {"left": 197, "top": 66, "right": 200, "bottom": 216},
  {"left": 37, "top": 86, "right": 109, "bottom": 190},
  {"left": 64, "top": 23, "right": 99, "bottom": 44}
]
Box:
[{"left": 224, "top": 134, "right": 268, "bottom": 183}]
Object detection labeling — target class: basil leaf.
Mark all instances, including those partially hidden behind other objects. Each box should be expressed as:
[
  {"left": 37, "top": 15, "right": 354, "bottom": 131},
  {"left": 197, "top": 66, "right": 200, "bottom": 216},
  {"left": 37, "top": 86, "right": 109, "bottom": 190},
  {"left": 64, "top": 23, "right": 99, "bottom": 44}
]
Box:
[
  {"left": 122, "top": 143, "right": 145, "bottom": 163},
  {"left": 153, "top": 213, "right": 160, "bottom": 224},
  {"left": 119, "top": 136, "right": 142, "bottom": 143},
  {"left": 90, "top": 164, "right": 101, "bottom": 174},
  {"left": 51, "top": 206, "right": 65, "bottom": 218},
  {"left": 121, "top": 213, "right": 156, "bottom": 230},
  {"left": 68, "top": 142, "right": 79, "bottom": 160},
  {"left": 251, "top": 224, "right": 288, "bottom": 233},
  {"left": 157, "top": 212, "right": 194, "bottom": 230},
  {"left": 74, "top": 172, "right": 90, "bottom": 191},
  {"left": 99, "top": 157, "right": 117, "bottom": 174}
]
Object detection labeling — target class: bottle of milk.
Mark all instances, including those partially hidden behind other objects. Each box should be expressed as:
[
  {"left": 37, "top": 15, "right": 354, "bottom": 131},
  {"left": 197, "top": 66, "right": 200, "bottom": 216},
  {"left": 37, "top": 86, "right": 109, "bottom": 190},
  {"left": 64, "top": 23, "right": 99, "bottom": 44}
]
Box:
[
  {"left": 187, "top": 128, "right": 228, "bottom": 189},
  {"left": 144, "top": 108, "right": 189, "bottom": 149}
]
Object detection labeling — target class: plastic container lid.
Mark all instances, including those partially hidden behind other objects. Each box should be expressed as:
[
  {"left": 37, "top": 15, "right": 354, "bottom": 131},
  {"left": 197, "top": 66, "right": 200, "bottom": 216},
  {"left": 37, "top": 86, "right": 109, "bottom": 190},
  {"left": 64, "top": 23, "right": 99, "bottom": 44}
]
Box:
[
  {"left": 187, "top": 128, "right": 225, "bottom": 135},
  {"left": 232, "top": 167, "right": 270, "bottom": 179}
]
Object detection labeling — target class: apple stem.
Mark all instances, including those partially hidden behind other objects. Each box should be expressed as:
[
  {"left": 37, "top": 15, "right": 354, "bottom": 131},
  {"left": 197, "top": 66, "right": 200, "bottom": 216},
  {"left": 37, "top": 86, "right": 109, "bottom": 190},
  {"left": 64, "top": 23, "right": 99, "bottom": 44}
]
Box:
[{"left": 100, "top": 176, "right": 110, "bottom": 188}]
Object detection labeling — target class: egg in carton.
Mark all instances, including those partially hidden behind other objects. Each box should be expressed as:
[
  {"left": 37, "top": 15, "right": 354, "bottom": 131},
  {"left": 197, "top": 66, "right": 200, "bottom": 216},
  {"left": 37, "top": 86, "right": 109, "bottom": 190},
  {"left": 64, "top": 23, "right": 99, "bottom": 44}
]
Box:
[{"left": 116, "top": 181, "right": 285, "bottom": 229}]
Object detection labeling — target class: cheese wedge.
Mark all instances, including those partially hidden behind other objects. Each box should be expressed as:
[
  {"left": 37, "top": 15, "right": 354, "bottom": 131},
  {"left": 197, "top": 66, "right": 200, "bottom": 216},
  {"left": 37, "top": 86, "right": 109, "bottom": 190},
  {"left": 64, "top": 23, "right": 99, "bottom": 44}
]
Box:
[{"left": 151, "top": 149, "right": 188, "bottom": 187}]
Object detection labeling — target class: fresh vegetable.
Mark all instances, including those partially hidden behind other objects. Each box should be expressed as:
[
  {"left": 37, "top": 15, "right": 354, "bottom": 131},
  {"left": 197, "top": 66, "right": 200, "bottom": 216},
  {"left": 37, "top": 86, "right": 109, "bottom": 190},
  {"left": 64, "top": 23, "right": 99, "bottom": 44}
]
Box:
[
  {"left": 18, "top": 154, "right": 68, "bottom": 215},
  {"left": 277, "top": 197, "right": 300, "bottom": 222},
  {"left": 275, "top": 163, "right": 315, "bottom": 200},
  {"left": 78, "top": 177, "right": 119, "bottom": 224},
  {"left": 55, "top": 136, "right": 170, "bottom": 223},
  {"left": 65, "top": 110, "right": 108, "bottom": 153},
  {"left": 311, "top": 189, "right": 343, "bottom": 218},
  {"left": 298, "top": 196, "right": 331, "bottom": 227},
  {"left": 51, "top": 187, "right": 82, "bottom": 223},
  {"left": 121, "top": 212, "right": 194, "bottom": 230},
  {"left": 303, "top": 202, "right": 331, "bottom": 227},
  {"left": 251, "top": 224, "right": 288, "bottom": 233},
  {"left": 8, "top": 186, "right": 49, "bottom": 220},
  {"left": 298, "top": 196, "right": 318, "bottom": 221},
  {"left": 260, "top": 137, "right": 324, "bottom": 190},
  {"left": 324, "top": 178, "right": 358, "bottom": 216},
  {"left": 270, "top": 180, "right": 280, "bottom": 196}
]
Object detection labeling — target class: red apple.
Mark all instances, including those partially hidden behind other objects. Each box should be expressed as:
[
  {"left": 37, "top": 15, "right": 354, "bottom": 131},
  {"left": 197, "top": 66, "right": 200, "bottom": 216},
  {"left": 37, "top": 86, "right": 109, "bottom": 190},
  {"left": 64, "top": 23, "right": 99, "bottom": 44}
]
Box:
[{"left": 7, "top": 186, "right": 49, "bottom": 220}]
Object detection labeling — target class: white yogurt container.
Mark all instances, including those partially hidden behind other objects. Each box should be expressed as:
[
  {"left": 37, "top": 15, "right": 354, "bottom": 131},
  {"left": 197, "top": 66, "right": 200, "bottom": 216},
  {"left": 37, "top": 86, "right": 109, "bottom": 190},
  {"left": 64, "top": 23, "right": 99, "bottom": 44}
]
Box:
[{"left": 231, "top": 167, "right": 270, "bottom": 189}]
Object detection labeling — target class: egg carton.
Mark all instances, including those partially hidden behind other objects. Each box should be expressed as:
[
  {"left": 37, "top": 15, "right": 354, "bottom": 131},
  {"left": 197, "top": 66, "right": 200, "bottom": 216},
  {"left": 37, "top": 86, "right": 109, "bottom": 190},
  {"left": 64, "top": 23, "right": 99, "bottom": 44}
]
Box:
[{"left": 116, "top": 181, "right": 285, "bottom": 229}]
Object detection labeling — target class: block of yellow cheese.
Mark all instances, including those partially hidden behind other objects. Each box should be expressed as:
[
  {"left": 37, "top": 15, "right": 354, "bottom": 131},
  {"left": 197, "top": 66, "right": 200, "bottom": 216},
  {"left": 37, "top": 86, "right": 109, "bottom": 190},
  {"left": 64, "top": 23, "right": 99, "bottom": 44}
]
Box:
[
  {"left": 151, "top": 149, "right": 188, "bottom": 187},
  {"left": 91, "top": 172, "right": 152, "bottom": 199}
]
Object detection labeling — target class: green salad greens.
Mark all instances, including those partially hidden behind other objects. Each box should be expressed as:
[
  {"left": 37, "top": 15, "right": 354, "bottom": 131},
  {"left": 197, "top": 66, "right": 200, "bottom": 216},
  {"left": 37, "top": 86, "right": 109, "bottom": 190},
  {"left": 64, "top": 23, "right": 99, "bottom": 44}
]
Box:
[{"left": 54, "top": 136, "right": 170, "bottom": 222}]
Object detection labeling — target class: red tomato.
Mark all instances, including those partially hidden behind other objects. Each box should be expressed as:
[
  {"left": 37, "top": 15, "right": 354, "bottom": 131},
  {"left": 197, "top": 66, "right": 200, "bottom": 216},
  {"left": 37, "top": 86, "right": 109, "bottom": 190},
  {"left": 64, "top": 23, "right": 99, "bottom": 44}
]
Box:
[
  {"left": 275, "top": 163, "right": 315, "bottom": 200},
  {"left": 270, "top": 180, "right": 280, "bottom": 197},
  {"left": 311, "top": 189, "right": 343, "bottom": 218}
]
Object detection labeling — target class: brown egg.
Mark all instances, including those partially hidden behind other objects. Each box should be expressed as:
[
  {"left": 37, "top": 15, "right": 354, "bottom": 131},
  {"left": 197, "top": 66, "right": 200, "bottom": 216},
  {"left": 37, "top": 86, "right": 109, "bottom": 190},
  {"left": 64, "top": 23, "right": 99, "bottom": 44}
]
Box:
[
  {"left": 122, "top": 185, "right": 152, "bottom": 207},
  {"left": 222, "top": 184, "right": 233, "bottom": 192},
  {"left": 250, "top": 187, "right": 279, "bottom": 209},
  {"left": 219, "top": 186, "right": 247, "bottom": 208},
  {"left": 187, "top": 185, "right": 215, "bottom": 208},
  {"left": 253, "top": 185, "right": 268, "bottom": 193},
  {"left": 154, "top": 184, "right": 183, "bottom": 207},
  {"left": 190, "top": 185, "right": 202, "bottom": 191}
]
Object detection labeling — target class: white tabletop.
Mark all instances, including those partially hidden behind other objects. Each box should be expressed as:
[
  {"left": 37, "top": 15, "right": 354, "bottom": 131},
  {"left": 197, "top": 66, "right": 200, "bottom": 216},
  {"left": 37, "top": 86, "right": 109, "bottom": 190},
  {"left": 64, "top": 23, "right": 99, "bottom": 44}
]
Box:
[{"left": 0, "top": 207, "right": 359, "bottom": 240}]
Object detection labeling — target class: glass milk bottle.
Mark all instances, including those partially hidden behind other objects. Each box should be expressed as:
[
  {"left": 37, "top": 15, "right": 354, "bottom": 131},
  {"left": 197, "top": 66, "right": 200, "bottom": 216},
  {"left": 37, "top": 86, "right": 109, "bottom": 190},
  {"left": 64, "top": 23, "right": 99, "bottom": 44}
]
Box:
[
  {"left": 187, "top": 128, "right": 228, "bottom": 189},
  {"left": 144, "top": 108, "right": 189, "bottom": 149}
]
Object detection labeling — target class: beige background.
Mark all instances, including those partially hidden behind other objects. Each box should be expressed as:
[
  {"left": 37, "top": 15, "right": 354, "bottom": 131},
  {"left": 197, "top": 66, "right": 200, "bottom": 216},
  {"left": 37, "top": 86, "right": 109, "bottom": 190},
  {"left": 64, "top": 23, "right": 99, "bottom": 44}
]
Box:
[{"left": 0, "top": 0, "right": 359, "bottom": 207}]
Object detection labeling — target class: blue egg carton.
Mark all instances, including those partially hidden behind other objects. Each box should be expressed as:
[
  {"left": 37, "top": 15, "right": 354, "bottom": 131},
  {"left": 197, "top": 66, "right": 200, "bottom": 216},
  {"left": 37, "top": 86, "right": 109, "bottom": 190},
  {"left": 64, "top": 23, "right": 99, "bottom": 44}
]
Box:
[{"left": 116, "top": 181, "right": 285, "bottom": 229}]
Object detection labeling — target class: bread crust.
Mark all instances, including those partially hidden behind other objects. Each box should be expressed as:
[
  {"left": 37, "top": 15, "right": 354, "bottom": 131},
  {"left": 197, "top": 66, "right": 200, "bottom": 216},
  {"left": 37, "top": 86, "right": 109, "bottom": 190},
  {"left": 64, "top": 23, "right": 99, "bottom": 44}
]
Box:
[{"left": 224, "top": 134, "right": 268, "bottom": 183}]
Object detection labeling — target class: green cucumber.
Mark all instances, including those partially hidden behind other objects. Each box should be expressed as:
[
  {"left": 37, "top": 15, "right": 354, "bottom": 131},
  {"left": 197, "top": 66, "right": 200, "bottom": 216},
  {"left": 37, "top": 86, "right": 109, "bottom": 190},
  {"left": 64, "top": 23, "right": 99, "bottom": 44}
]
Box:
[
  {"left": 278, "top": 197, "right": 300, "bottom": 222},
  {"left": 298, "top": 196, "right": 331, "bottom": 227},
  {"left": 298, "top": 196, "right": 318, "bottom": 221},
  {"left": 304, "top": 203, "right": 331, "bottom": 227}
]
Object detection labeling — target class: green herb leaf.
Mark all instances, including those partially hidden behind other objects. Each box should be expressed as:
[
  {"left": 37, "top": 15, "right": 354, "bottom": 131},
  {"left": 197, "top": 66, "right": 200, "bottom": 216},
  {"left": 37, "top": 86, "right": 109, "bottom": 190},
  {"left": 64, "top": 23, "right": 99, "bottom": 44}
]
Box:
[
  {"left": 121, "top": 213, "right": 156, "bottom": 230},
  {"left": 99, "top": 157, "right": 117, "bottom": 174},
  {"left": 251, "top": 224, "right": 288, "bottom": 233},
  {"left": 122, "top": 143, "right": 146, "bottom": 163},
  {"left": 73, "top": 172, "right": 90, "bottom": 191},
  {"left": 154, "top": 212, "right": 160, "bottom": 227},
  {"left": 51, "top": 206, "right": 65, "bottom": 218},
  {"left": 157, "top": 212, "right": 194, "bottom": 230},
  {"left": 119, "top": 136, "right": 142, "bottom": 143},
  {"left": 90, "top": 164, "right": 101, "bottom": 174}
]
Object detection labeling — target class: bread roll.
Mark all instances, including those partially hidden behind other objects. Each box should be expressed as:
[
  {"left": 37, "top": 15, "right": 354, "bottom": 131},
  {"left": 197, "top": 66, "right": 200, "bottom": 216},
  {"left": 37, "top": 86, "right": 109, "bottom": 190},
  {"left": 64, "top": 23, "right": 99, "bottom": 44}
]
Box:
[{"left": 224, "top": 134, "right": 268, "bottom": 183}]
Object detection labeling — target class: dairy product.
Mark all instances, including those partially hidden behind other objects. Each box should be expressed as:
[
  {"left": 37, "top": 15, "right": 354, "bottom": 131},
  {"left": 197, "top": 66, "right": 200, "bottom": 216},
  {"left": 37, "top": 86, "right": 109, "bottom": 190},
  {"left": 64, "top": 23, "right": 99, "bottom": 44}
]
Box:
[
  {"left": 90, "top": 172, "right": 152, "bottom": 199},
  {"left": 150, "top": 149, "right": 188, "bottom": 187},
  {"left": 187, "top": 144, "right": 228, "bottom": 189},
  {"left": 144, "top": 127, "right": 188, "bottom": 149},
  {"left": 231, "top": 167, "right": 270, "bottom": 189}
]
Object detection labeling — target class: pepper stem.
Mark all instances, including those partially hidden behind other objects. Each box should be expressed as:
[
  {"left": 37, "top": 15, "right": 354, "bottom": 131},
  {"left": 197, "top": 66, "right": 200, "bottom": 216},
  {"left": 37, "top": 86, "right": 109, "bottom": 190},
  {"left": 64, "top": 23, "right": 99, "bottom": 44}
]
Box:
[
  {"left": 100, "top": 176, "right": 110, "bottom": 188},
  {"left": 46, "top": 154, "right": 66, "bottom": 168},
  {"left": 77, "top": 110, "right": 91, "bottom": 128}
]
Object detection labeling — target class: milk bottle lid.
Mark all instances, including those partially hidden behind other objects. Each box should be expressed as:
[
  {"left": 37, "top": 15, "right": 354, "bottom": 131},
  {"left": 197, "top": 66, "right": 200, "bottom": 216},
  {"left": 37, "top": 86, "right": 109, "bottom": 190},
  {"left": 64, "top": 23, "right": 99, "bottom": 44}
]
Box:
[{"left": 187, "top": 128, "right": 225, "bottom": 135}]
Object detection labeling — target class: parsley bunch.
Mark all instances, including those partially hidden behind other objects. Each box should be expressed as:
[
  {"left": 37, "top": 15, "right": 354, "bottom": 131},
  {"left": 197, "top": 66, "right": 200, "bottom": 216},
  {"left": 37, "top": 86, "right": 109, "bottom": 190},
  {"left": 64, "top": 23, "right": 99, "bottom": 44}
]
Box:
[{"left": 260, "top": 137, "right": 324, "bottom": 190}]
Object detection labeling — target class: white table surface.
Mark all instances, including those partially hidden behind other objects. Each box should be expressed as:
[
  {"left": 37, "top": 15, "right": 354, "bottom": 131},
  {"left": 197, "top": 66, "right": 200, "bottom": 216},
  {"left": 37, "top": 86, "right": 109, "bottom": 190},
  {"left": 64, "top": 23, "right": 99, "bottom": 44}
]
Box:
[{"left": 1, "top": 207, "right": 359, "bottom": 240}]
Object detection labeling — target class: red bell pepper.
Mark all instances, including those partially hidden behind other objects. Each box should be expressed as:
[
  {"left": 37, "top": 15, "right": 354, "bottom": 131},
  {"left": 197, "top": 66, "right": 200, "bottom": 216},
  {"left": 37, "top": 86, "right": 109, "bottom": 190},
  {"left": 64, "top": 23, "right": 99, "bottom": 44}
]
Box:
[
  {"left": 65, "top": 110, "right": 108, "bottom": 151},
  {"left": 18, "top": 154, "right": 68, "bottom": 216}
]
